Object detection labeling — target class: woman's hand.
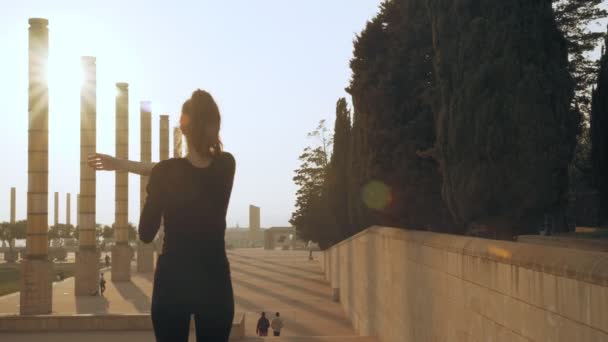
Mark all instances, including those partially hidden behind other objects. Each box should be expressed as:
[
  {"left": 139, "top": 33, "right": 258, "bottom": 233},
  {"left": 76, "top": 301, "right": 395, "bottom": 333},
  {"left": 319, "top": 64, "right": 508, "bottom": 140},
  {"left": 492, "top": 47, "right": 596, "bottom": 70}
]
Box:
[{"left": 88, "top": 153, "right": 119, "bottom": 171}]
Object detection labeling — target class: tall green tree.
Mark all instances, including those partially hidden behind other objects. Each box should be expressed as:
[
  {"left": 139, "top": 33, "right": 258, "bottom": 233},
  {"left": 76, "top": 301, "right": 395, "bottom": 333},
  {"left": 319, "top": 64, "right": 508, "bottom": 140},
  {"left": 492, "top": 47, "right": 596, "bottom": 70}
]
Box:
[
  {"left": 591, "top": 28, "right": 608, "bottom": 224},
  {"left": 326, "top": 99, "right": 352, "bottom": 241},
  {"left": 290, "top": 121, "right": 335, "bottom": 249},
  {"left": 553, "top": 0, "right": 607, "bottom": 112},
  {"left": 427, "top": 0, "right": 577, "bottom": 238},
  {"left": 0, "top": 220, "right": 26, "bottom": 252},
  {"left": 347, "top": 0, "right": 457, "bottom": 235}
]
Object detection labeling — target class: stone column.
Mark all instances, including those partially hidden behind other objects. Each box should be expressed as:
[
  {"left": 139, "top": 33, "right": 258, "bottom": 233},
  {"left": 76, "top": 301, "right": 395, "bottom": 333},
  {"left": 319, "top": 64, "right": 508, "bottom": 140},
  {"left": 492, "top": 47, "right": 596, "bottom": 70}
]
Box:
[
  {"left": 75, "top": 56, "right": 99, "bottom": 296},
  {"left": 21, "top": 18, "right": 52, "bottom": 315},
  {"left": 66, "top": 193, "right": 71, "bottom": 226},
  {"left": 160, "top": 115, "right": 170, "bottom": 161},
  {"left": 137, "top": 101, "right": 154, "bottom": 272},
  {"left": 53, "top": 191, "right": 59, "bottom": 227},
  {"left": 173, "top": 126, "right": 183, "bottom": 158},
  {"left": 249, "top": 205, "right": 261, "bottom": 246},
  {"left": 155, "top": 115, "right": 170, "bottom": 253},
  {"left": 10, "top": 187, "right": 16, "bottom": 224},
  {"left": 112, "top": 83, "right": 132, "bottom": 281}
]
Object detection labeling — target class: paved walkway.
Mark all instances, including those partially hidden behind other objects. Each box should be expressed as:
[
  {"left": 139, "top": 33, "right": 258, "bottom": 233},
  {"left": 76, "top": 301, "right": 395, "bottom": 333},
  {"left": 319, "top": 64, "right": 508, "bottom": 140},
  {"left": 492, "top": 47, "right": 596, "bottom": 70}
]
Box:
[{"left": 0, "top": 249, "right": 362, "bottom": 340}]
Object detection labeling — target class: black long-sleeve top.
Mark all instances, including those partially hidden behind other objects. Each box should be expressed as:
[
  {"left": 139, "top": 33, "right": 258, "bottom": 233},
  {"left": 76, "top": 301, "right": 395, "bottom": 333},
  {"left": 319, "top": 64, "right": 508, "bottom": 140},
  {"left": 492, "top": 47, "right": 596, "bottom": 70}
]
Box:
[{"left": 138, "top": 153, "right": 236, "bottom": 260}]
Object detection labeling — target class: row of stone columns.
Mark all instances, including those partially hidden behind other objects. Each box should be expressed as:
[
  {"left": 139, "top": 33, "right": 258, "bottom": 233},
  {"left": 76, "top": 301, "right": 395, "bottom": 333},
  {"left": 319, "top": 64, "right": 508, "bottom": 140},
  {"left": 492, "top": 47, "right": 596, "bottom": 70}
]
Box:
[
  {"left": 9, "top": 189, "right": 73, "bottom": 226},
  {"left": 21, "top": 17, "right": 179, "bottom": 314}
]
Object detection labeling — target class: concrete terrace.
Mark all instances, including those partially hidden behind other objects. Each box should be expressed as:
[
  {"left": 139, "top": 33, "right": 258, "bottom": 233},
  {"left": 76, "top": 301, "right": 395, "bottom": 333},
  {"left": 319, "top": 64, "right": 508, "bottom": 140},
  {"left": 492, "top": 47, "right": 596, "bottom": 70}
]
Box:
[{"left": 0, "top": 249, "right": 373, "bottom": 341}]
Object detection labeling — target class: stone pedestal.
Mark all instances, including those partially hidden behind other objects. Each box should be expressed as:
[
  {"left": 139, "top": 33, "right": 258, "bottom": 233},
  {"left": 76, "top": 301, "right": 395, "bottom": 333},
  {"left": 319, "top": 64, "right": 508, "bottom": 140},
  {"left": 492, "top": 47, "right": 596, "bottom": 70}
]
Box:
[
  {"left": 136, "top": 241, "right": 154, "bottom": 273},
  {"left": 20, "top": 258, "right": 52, "bottom": 315},
  {"left": 75, "top": 248, "right": 99, "bottom": 296},
  {"left": 112, "top": 243, "right": 133, "bottom": 281}
]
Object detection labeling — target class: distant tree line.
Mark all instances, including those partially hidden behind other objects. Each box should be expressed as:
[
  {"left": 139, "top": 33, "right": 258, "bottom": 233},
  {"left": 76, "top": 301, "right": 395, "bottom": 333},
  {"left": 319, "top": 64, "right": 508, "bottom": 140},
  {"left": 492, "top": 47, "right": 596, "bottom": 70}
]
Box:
[
  {"left": 0, "top": 221, "right": 138, "bottom": 250},
  {"left": 292, "top": 0, "right": 608, "bottom": 247}
]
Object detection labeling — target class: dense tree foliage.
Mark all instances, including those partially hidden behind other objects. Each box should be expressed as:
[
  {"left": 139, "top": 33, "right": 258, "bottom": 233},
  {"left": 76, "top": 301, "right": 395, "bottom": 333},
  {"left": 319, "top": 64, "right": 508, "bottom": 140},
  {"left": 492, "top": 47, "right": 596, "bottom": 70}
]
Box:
[
  {"left": 290, "top": 121, "right": 335, "bottom": 249},
  {"left": 325, "top": 99, "right": 352, "bottom": 240},
  {"left": 591, "top": 29, "right": 608, "bottom": 224},
  {"left": 292, "top": 0, "right": 605, "bottom": 245},
  {"left": 553, "top": 0, "right": 607, "bottom": 112},
  {"left": 347, "top": 0, "right": 456, "bottom": 234},
  {"left": 0, "top": 220, "right": 26, "bottom": 250},
  {"left": 427, "top": 0, "right": 577, "bottom": 237}
]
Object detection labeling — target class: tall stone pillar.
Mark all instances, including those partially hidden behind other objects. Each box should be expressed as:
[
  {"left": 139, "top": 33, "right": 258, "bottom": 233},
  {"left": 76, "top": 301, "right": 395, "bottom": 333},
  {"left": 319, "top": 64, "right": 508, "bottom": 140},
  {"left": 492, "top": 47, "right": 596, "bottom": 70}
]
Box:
[
  {"left": 137, "top": 101, "right": 154, "bottom": 272},
  {"left": 112, "top": 83, "right": 132, "bottom": 281},
  {"left": 160, "top": 115, "right": 170, "bottom": 161},
  {"left": 66, "top": 193, "right": 71, "bottom": 226},
  {"left": 21, "top": 18, "right": 52, "bottom": 315},
  {"left": 53, "top": 191, "right": 59, "bottom": 226},
  {"left": 173, "top": 126, "right": 183, "bottom": 158},
  {"left": 75, "top": 56, "right": 99, "bottom": 296},
  {"left": 249, "top": 205, "right": 261, "bottom": 246},
  {"left": 10, "top": 187, "right": 16, "bottom": 224},
  {"left": 155, "top": 115, "right": 170, "bottom": 253}
]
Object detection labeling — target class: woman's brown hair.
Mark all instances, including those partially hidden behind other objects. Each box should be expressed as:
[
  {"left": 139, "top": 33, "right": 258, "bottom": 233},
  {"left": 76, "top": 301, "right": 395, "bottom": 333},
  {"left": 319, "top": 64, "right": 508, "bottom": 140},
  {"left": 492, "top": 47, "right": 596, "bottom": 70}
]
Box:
[{"left": 181, "top": 89, "right": 223, "bottom": 157}]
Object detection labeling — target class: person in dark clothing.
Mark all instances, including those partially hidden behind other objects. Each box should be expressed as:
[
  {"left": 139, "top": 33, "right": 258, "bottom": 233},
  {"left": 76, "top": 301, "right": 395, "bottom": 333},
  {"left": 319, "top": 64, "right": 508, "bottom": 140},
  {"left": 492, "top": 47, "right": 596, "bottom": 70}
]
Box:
[
  {"left": 99, "top": 273, "right": 106, "bottom": 295},
  {"left": 105, "top": 254, "right": 110, "bottom": 268},
  {"left": 256, "top": 312, "right": 270, "bottom": 337},
  {"left": 88, "top": 89, "right": 236, "bottom": 342}
]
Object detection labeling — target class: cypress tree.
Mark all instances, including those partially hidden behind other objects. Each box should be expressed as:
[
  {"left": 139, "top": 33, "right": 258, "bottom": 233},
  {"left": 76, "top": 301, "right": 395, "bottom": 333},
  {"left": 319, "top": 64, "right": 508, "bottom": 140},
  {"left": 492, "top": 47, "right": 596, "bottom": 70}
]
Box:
[
  {"left": 427, "top": 0, "right": 577, "bottom": 238},
  {"left": 326, "top": 98, "right": 352, "bottom": 240},
  {"left": 348, "top": 0, "right": 457, "bottom": 234},
  {"left": 591, "top": 28, "right": 608, "bottom": 225}
]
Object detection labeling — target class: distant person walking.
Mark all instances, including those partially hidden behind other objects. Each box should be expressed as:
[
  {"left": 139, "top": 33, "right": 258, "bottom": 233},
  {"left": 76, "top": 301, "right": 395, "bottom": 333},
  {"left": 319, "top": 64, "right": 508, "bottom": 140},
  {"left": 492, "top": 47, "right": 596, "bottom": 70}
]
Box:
[
  {"left": 99, "top": 273, "right": 106, "bottom": 296},
  {"left": 105, "top": 254, "right": 111, "bottom": 268},
  {"left": 271, "top": 312, "right": 283, "bottom": 336},
  {"left": 88, "top": 90, "right": 236, "bottom": 342},
  {"left": 256, "top": 312, "right": 270, "bottom": 336}
]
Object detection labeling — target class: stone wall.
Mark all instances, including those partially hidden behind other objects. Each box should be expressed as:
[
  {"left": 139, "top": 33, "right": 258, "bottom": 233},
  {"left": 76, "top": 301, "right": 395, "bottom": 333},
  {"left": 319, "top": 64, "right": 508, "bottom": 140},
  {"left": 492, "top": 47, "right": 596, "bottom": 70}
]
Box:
[{"left": 322, "top": 227, "right": 608, "bottom": 342}]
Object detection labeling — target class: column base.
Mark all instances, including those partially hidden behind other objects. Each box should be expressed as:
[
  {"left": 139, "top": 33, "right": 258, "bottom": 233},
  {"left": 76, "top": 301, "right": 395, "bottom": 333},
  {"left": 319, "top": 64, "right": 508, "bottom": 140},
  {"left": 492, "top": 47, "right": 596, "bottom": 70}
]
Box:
[
  {"left": 75, "top": 248, "right": 100, "bottom": 296},
  {"left": 20, "top": 258, "right": 52, "bottom": 315},
  {"left": 136, "top": 241, "right": 155, "bottom": 273},
  {"left": 112, "top": 243, "right": 133, "bottom": 281}
]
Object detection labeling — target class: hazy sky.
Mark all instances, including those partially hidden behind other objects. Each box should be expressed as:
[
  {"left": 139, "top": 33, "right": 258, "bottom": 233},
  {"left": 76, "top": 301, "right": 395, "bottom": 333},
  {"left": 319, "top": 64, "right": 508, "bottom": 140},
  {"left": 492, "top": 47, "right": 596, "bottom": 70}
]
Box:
[{"left": 0, "top": 0, "right": 383, "bottom": 227}]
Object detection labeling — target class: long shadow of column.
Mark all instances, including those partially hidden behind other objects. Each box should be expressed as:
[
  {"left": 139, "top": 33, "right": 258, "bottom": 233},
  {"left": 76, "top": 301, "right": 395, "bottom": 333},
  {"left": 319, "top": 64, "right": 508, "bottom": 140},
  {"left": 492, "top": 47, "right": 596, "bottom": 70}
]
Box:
[
  {"left": 75, "top": 295, "right": 110, "bottom": 314},
  {"left": 230, "top": 265, "right": 327, "bottom": 299},
  {"left": 113, "top": 281, "right": 151, "bottom": 313},
  {"left": 228, "top": 257, "right": 327, "bottom": 286},
  {"left": 227, "top": 252, "right": 322, "bottom": 276}
]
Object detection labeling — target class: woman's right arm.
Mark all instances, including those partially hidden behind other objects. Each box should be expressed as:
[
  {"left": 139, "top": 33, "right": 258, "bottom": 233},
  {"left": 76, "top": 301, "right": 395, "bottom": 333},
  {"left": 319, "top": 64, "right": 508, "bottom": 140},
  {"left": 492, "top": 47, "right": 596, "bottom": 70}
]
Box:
[{"left": 88, "top": 153, "right": 156, "bottom": 176}]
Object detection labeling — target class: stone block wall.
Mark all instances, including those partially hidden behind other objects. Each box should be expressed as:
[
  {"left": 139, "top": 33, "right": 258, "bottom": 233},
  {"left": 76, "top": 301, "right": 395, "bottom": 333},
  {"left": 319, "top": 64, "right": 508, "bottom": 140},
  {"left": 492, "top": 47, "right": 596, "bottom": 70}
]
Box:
[{"left": 322, "top": 227, "right": 608, "bottom": 342}]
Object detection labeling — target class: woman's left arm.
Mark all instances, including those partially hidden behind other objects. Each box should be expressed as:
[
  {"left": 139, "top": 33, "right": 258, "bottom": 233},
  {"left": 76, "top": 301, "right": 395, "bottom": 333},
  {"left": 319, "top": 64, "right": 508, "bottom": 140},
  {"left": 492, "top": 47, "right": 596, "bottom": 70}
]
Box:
[{"left": 139, "top": 163, "right": 166, "bottom": 243}]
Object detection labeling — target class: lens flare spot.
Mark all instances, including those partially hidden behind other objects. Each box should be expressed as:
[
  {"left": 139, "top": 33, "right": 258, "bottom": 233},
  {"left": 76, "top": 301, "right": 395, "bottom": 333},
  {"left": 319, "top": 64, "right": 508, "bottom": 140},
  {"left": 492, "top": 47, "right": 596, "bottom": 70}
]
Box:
[{"left": 362, "top": 180, "right": 392, "bottom": 210}]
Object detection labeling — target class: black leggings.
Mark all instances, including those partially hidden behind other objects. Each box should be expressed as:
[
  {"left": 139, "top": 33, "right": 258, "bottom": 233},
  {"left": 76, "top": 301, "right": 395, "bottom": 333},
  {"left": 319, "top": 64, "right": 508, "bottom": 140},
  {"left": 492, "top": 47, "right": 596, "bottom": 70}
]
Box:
[
  {"left": 151, "top": 304, "right": 234, "bottom": 341},
  {"left": 151, "top": 255, "right": 234, "bottom": 342}
]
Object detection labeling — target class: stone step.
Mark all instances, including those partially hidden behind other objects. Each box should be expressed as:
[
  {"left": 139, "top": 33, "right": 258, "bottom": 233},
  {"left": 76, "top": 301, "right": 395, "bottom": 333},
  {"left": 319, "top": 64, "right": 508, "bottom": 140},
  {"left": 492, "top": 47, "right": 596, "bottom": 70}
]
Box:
[
  {"left": 0, "top": 312, "right": 245, "bottom": 339},
  {"left": 240, "top": 337, "right": 378, "bottom": 342}
]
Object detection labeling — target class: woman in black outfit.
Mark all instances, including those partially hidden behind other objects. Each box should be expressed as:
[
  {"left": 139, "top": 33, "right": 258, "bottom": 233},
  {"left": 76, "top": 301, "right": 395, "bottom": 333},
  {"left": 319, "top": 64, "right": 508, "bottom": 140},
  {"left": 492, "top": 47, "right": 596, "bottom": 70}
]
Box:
[{"left": 89, "top": 89, "right": 236, "bottom": 341}]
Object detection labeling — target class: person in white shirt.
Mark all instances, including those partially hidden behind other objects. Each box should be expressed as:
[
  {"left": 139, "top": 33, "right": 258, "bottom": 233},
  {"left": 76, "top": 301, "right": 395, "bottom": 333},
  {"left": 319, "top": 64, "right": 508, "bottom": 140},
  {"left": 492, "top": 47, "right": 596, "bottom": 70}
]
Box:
[{"left": 271, "top": 312, "right": 284, "bottom": 336}]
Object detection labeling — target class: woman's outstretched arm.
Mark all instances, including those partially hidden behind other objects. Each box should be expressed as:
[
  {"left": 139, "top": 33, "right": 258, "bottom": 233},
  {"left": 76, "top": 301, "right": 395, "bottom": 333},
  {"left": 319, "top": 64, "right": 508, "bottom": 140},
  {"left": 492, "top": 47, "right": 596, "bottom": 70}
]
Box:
[{"left": 87, "top": 153, "right": 156, "bottom": 176}]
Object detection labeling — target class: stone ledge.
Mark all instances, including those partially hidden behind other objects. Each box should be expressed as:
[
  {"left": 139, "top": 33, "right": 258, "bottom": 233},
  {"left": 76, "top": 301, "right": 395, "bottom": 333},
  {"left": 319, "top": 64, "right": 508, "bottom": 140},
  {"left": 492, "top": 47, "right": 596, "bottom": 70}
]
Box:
[
  {"left": 329, "top": 226, "right": 608, "bottom": 286},
  {"left": 0, "top": 312, "right": 245, "bottom": 338}
]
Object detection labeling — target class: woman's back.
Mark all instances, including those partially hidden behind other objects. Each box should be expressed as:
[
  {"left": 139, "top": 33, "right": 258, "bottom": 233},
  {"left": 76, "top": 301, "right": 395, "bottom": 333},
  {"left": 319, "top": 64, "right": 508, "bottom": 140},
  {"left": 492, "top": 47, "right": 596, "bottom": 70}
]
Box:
[{"left": 139, "top": 152, "right": 236, "bottom": 259}]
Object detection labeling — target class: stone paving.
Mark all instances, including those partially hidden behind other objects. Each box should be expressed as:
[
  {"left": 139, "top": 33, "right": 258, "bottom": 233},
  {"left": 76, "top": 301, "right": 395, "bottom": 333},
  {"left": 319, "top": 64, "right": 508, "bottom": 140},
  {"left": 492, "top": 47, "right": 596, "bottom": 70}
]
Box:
[{"left": 0, "top": 249, "right": 367, "bottom": 340}]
